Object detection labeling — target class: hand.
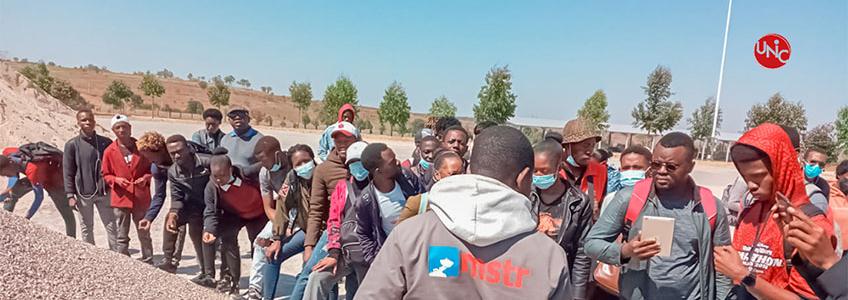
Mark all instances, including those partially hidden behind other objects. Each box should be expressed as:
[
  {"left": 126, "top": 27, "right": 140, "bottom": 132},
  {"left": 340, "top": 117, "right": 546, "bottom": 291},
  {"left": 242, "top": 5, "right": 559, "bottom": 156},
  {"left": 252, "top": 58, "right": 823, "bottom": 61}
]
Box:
[
  {"left": 68, "top": 197, "right": 77, "bottom": 209},
  {"left": 138, "top": 219, "right": 151, "bottom": 231},
  {"left": 714, "top": 246, "right": 749, "bottom": 284},
  {"left": 782, "top": 206, "right": 840, "bottom": 270},
  {"left": 265, "top": 240, "right": 282, "bottom": 261},
  {"left": 312, "top": 257, "right": 338, "bottom": 274},
  {"left": 278, "top": 184, "right": 290, "bottom": 199},
  {"left": 165, "top": 212, "right": 179, "bottom": 233},
  {"left": 114, "top": 177, "right": 131, "bottom": 188},
  {"left": 620, "top": 232, "right": 661, "bottom": 260},
  {"left": 202, "top": 232, "right": 217, "bottom": 244},
  {"left": 303, "top": 246, "right": 314, "bottom": 263},
  {"left": 134, "top": 177, "right": 146, "bottom": 185}
]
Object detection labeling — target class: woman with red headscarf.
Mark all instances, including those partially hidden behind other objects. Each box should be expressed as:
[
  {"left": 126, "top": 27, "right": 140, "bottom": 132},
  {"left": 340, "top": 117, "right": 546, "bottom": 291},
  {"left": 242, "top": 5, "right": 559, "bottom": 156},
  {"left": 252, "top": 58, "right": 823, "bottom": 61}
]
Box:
[{"left": 715, "top": 123, "right": 836, "bottom": 299}]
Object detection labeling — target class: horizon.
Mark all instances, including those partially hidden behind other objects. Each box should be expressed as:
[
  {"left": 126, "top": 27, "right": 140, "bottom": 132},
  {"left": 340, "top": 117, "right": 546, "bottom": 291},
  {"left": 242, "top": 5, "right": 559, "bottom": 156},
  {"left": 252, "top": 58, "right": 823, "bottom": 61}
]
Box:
[{"left": 1, "top": 1, "right": 845, "bottom": 133}]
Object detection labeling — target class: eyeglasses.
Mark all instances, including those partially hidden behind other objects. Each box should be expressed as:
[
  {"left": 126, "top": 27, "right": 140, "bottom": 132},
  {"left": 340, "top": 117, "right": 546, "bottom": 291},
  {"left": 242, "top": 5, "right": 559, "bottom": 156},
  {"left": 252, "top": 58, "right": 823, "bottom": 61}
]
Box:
[{"left": 650, "top": 161, "right": 680, "bottom": 172}]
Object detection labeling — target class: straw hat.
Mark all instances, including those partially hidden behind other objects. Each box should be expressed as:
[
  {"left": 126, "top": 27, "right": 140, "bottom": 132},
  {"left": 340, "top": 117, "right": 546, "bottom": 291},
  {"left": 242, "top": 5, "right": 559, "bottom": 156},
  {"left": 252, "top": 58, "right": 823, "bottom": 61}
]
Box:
[{"left": 561, "top": 118, "right": 601, "bottom": 144}]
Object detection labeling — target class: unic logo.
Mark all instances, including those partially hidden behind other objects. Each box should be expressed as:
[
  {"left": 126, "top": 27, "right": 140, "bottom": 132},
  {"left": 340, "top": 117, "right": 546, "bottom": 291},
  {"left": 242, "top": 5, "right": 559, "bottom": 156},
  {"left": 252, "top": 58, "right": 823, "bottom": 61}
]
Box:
[{"left": 755, "top": 33, "right": 791, "bottom": 69}]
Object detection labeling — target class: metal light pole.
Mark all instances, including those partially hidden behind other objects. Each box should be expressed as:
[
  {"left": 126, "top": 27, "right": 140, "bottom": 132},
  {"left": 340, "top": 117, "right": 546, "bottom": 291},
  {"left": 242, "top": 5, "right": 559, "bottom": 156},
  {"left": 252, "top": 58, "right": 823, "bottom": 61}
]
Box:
[{"left": 708, "top": 0, "right": 733, "bottom": 160}]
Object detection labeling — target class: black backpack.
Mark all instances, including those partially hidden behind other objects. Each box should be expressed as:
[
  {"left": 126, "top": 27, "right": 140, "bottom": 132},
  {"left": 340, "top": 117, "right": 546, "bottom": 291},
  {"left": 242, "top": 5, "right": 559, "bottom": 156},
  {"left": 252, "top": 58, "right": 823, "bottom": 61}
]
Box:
[
  {"left": 18, "top": 142, "right": 63, "bottom": 164},
  {"left": 339, "top": 179, "right": 367, "bottom": 265}
]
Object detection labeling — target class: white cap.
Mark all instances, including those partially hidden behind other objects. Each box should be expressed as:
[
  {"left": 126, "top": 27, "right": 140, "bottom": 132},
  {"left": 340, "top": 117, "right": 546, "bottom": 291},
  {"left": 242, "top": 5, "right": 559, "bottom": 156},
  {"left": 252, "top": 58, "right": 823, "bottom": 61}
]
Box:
[
  {"left": 331, "top": 121, "right": 359, "bottom": 139},
  {"left": 346, "top": 141, "right": 369, "bottom": 164},
  {"left": 111, "top": 114, "right": 130, "bottom": 128}
]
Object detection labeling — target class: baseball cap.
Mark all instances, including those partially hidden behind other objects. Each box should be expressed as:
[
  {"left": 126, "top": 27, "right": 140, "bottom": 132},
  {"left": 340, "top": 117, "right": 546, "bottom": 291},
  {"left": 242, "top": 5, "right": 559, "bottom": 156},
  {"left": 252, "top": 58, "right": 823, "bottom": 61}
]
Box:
[
  {"left": 227, "top": 105, "right": 249, "bottom": 117},
  {"left": 331, "top": 121, "right": 359, "bottom": 139},
  {"left": 111, "top": 114, "right": 130, "bottom": 128},
  {"left": 346, "top": 141, "right": 369, "bottom": 164}
]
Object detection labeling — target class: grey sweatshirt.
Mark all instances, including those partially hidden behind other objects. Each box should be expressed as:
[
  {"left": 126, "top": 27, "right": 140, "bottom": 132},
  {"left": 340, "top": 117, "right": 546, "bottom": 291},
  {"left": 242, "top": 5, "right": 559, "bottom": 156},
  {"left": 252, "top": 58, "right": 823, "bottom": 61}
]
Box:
[
  {"left": 63, "top": 132, "right": 112, "bottom": 198},
  {"left": 355, "top": 174, "right": 571, "bottom": 300}
]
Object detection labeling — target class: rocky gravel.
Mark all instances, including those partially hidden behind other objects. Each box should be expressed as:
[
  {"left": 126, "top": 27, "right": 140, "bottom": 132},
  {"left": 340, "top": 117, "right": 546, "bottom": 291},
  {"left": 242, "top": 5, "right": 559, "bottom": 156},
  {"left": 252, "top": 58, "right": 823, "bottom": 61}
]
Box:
[{"left": 0, "top": 211, "right": 225, "bottom": 299}]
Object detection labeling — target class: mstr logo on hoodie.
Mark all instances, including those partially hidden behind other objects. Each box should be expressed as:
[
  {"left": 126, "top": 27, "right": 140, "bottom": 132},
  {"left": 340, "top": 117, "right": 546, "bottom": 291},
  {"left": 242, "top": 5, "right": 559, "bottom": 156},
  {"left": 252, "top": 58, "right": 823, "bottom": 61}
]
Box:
[{"left": 427, "top": 245, "right": 531, "bottom": 288}]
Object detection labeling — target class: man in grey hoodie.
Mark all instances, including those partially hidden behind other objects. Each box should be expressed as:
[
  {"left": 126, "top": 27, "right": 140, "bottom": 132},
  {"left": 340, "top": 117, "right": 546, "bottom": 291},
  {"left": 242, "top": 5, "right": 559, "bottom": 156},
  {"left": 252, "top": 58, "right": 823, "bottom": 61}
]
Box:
[{"left": 355, "top": 126, "right": 571, "bottom": 300}]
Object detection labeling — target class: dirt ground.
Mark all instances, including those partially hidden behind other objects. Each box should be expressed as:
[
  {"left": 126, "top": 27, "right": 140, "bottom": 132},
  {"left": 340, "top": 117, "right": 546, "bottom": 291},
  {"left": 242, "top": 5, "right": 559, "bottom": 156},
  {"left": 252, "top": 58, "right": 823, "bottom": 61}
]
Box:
[{"left": 4, "top": 117, "right": 793, "bottom": 299}]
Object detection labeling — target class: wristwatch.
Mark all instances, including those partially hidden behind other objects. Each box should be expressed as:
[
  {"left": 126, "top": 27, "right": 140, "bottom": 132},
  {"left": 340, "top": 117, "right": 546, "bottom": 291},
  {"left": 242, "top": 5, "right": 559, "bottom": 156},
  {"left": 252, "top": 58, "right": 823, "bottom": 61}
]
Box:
[{"left": 741, "top": 273, "right": 757, "bottom": 288}]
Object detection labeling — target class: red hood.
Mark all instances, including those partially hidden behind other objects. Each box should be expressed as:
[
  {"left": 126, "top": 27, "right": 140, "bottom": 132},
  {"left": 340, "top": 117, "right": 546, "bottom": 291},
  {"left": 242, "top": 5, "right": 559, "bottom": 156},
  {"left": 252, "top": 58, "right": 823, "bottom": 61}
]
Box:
[
  {"left": 734, "top": 123, "right": 807, "bottom": 206},
  {"left": 338, "top": 103, "right": 356, "bottom": 122}
]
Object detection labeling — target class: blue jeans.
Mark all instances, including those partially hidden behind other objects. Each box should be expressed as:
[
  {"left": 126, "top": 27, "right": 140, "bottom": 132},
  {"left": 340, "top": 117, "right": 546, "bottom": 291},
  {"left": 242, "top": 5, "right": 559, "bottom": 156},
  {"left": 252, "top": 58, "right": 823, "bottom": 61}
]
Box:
[
  {"left": 285, "top": 231, "right": 337, "bottom": 300},
  {"left": 261, "top": 229, "right": 306, "bottom": 299}
]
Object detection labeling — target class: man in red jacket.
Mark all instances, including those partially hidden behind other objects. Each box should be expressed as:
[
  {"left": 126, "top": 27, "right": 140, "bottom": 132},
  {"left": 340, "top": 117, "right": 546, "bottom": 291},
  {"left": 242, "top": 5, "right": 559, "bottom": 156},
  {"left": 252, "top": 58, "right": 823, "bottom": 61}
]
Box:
[{"left": 101, "top": 115, "right": 153, "bottom": 263}]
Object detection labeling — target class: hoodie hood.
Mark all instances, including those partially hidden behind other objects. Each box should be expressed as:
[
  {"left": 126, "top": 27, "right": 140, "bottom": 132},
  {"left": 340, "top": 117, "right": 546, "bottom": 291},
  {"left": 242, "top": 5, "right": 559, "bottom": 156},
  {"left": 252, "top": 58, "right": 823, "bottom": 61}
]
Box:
[
  {"left": 734, "top": 123, "right": 808, "bottom": 206},
  {"left": 337, "top": 103, "right": 356, "bottom": 122},
  {"left": 428, "top": 174, "right": 537, "bottom": 247}
]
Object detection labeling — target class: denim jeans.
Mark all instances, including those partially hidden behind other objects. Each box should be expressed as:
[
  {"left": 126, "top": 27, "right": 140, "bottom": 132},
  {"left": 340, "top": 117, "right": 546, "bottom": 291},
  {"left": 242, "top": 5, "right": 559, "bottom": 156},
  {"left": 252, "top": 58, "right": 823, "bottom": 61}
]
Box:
[
  {"left": 284, "top": 231, "right": 338, "bottom": 300},
  {"left": 260, "top": 229, "right": 307, "bottom": 300}
]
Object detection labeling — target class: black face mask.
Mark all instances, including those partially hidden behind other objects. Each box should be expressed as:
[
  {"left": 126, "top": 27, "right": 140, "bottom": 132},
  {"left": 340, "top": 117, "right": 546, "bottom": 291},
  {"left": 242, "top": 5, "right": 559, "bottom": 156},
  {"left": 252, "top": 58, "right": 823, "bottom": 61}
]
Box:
[{"left": 839, "top": 178, "right": 848, "bottom": 195}]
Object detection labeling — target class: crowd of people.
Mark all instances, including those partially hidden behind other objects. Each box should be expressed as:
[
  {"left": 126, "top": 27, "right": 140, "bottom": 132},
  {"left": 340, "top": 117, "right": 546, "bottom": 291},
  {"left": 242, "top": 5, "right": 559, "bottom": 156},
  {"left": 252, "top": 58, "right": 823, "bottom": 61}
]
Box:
[{"left": 2, "top": 104, "right": 848, "bottom": 300}]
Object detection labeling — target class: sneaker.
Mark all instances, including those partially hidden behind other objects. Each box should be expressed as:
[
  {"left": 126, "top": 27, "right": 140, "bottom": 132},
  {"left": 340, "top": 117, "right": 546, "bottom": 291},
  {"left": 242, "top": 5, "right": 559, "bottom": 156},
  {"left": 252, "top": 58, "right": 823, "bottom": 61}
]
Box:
[
  {"left": 216, "top": 277, "right": 234, "bottom": 294},
  {"left": 191, "top": 274, "right": 217, "bottom": 288},
  {"left": 137, "top": 257, "right": 154, "bottom": 265},
  {"left": 155, "top": 261, "right": 178, "bottom": 273},
  {"left": 245, "top": 288, "right": 262, "bottom": 300}
]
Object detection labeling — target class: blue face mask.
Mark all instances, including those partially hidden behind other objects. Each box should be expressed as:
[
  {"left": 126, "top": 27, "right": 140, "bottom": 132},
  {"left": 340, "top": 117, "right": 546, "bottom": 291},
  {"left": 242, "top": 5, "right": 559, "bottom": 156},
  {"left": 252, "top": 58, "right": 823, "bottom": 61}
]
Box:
[
  {"left": 566, "top": 155, "right": 580, "bottom": 167},
  {"left": 269, "top": 152, "right": 284, "bottom": 172},
  {"left": 619, "top": 170, "right": 646, "bottom": 187},
  {"left": 533, "top": 174, "right": 557, "bottom": 190},
  {"left": 295, "top": 161, "right": 315, "bottom": 180},
  {"left": 349, "top": 161, "right": 370, "bottom": 182},
  {"left": 419, "top": 159, "right": 431, "bottom": 170},
  {"left": 804, "top": 164, "right": 823, "bottom": 179}
]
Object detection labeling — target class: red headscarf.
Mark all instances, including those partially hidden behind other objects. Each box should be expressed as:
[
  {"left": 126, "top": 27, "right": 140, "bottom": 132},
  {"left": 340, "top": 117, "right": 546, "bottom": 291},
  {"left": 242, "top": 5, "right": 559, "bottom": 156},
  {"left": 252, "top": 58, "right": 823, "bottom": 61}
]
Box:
[{"left": 731, "top": 123, "right": 833, "bottom": 299}]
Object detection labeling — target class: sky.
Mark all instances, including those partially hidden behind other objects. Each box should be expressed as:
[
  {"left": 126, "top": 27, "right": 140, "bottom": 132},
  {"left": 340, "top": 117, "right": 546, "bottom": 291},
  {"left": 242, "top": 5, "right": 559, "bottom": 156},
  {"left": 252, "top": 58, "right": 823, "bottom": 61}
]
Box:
[{"left": 1, "top": 1, "right": 846, "bottom": 133}]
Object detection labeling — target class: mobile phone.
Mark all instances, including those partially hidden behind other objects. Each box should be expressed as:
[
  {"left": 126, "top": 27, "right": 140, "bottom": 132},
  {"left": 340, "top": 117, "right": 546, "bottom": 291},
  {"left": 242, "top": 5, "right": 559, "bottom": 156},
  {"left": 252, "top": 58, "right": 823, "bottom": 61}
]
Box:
[{"left": 775, "top": 192, "right": 793, "bottom": 210}]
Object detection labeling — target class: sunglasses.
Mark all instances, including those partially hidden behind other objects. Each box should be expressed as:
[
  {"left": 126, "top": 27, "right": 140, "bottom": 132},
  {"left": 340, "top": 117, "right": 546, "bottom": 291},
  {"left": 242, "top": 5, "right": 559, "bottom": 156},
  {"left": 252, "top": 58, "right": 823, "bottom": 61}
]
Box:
[{"left": 650, "top": 161, "right": 681, "bottom": 172}]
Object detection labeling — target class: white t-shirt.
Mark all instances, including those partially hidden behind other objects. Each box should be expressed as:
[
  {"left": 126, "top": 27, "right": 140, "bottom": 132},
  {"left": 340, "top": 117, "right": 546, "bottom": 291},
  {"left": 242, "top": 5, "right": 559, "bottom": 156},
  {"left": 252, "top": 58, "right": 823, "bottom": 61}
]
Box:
[{"left": 376, "top": 184, "right": 406, "bottom": 234}]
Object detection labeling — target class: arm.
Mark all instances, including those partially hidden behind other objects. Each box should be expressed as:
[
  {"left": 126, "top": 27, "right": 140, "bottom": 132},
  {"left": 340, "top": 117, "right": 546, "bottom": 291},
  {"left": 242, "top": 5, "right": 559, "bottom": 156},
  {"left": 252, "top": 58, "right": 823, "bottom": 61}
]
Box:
[
  {"left": 24, "top": 185, "right": 44, "bottom": 219},
  {"left": 144, "top": 167, "right": 168, "bottom": 221},
  {"left": 100, "top": 149, "right": 117, "bottom": 187},
  {"left": 326, "top": 180, "right": 347, "bottom": 259},
  {"left": 168, "top": 172, "right": 185, "bottom": 214},
  {"left": 397, "top": 195, "right": 421, "bottom": 224},
  {"left": 549, "top": 263, "right": 574, "bottom": 300},
  {"left": 712, "top": 199, "right": 734, "bottom": 299},
  {"left": 353, "top": 226, "right": 408, "bottom": 299},
  {"left": 583, "top": 189, "right": 630, "bottom": 265},
  {"left": 356, "top": 192, "right": 380, "bottom": 265},
  {"left": 795, "top": 254, "right": 848, "bottom": 299},
  {"left": 571, "top": 198, "right": 595, "bottom": 300},
  {"left": 62, "top": 140, "right": 77, "bottom": 198},
  {"left": 259, "top": 169, "right": 277, "bottom": 222},
  {"left": 203, "top": 180, "right": 220, "bottom": 234},
  {"left": 318, "top": 129, "right": 331, "bottom": 161},
  {"left": 191, "top": 130, "right": 202, "bottom": 145},
  {"left": 305, "top": 171, "right": 329, "bottom": 247},
  {"left": 242, "top": 162, "right": 263, "bottom": 181}
]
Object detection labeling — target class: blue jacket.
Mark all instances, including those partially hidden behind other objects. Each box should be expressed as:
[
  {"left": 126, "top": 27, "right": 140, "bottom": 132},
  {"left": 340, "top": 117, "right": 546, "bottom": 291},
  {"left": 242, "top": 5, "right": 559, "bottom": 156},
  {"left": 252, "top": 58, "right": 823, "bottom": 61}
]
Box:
[{"left": 355, "top": 167, "right": 420, "bottom": 265}]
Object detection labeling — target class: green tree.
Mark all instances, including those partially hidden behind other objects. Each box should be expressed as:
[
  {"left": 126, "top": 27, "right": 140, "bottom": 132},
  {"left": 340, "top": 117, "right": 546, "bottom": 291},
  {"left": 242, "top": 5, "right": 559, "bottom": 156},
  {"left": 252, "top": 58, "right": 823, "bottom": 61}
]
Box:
[
  {"left": 156, "top": 68, "right": 174, "bottom": 78},
  {"left": 744, "top": 93, "right": 808, "bottom": 131},
  {"left": 20, "top": 63, "right": 54, "bottom": 92},
  {"left": 521, "top": 127, "right": 544, "bottom": 145},
  {"left": 320, "top": 75, "right": 358, "bottom": 125},
  {"left": 261, "top": 86, "right": 273, "bottom": 94},
  {"left": 805, "top": 123, "right": 837, "bottom": 162},
  {"left": 577, "top": 89, "right": 610, "bottom": 130},
  {"left": 102, "top": 80, "right": 136, "bottom": 112},
  {"left": 139, "top": 74, "right": 166, "bottom": 117},
  {"left": 474, "top": 66, "right": 517, "bottom": 124},
  {"left": 187, "top": 73, "right": 194, "bottom": 80},
  {"left": 302, "top": 114, "right": 311, "bottom": 130},
  {"left": 377, "top": 81, "right": 411, "bottom": 136},
  {"left": 429, "top": 95, "right": 457, "bottom": 118},
  {"left": 290, "top": 81, "right": 313, "bottom": 120},
  {"left": 186, "top": 100, "right": 204, "bottom": 118},
  {"left": 197, "top": 80, "right": 208, "bottom": 89},
  {"left": 631, "top": 65, "right": 683, "bottom": 135},
  {"left": 237, "top": 79, "right": 251, "bottom": 88},
  {"left": 836, "top": 106, "right": 848, "bottom": 156},
  {"left": 688, "top": 97, "right": 722, "bottom": 142},
  {"left": 224, "top": 75, "right": 236, "bottom": 85},
  {"left": 50, "top": 79, "right": 90, "bottom": 110},
  {"left": 207, "top": 80, "right": 230, "bottom": 108}
]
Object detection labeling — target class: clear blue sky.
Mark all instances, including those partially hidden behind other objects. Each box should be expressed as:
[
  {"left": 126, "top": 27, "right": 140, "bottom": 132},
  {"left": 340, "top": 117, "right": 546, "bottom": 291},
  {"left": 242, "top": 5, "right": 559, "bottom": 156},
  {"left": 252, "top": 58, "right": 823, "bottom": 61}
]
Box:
[{"left": 1, "top": 1, "right": 846, "bottom": 133}]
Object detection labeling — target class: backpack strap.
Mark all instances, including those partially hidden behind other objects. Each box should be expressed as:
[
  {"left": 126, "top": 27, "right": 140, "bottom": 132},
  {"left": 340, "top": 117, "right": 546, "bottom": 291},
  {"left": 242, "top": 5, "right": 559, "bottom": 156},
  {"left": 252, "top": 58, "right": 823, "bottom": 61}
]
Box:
[
  {"left": 698, "top": 186, "right": 718, "bottom": 231},
  {"left": 623, "top": 179, "right": 653, "bottom": 238},
  {"left": 418, "top": 193, "right": 429, "bottom": 215}
]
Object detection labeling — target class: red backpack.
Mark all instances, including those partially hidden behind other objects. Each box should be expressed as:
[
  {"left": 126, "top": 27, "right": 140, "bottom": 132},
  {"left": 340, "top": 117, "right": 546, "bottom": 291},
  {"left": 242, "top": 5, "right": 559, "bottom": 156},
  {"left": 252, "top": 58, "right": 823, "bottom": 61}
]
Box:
[{"left": 623, "top": 178, "right": 718, "bottom": 235}]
